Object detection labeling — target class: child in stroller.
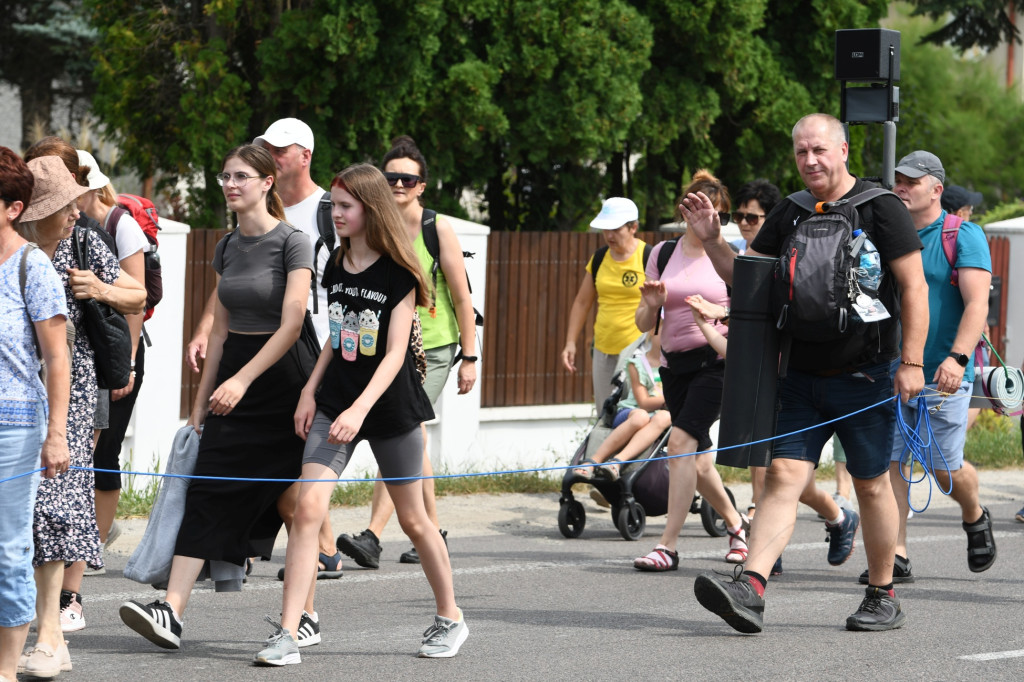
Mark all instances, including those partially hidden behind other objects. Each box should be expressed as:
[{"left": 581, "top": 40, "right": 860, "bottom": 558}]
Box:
[
  {"left": 573, "top": 331, "right": 671, "bottom": 483},
  {"left": 558, "top": 332, "right": 740, "bottom": 541}
]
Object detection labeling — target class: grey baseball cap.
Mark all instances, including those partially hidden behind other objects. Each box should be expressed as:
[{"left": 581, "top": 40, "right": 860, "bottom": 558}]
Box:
[{"left": 895, "top": 150, "right": 945, "bottom": 183}]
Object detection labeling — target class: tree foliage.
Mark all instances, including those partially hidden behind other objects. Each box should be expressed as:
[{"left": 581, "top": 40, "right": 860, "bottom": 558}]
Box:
[
  {"left": 85, "top": 0, "right": 902, "bottom": 230},
  {"left": 910, "top": 0, "right": 1021, "bottom": 52},
  {"left": 0, "top": 1, "right": 96, "bottom": 150},
  {"left": 861, "top": 3, "right": 1024, "bottom": 206}
]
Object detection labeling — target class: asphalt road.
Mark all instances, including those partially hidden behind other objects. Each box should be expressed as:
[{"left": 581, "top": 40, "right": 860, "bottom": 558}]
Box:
[{"left": 50, "top": 471, "right": 1024, "bottom": 681}]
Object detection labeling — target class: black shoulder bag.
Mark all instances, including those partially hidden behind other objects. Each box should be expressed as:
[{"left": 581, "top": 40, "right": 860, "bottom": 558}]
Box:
[{"left": 73, "top": 226, "right": 133, "bottom": 389}]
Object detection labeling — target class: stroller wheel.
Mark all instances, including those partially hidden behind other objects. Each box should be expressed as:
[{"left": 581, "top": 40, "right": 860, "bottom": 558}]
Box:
[
  {"left": 558, "top": 500, "right": 586, "bottom": 538},
  {"left": 700, "top": 486, "right": 737, "bottom": 537},
  {"left": 616, "top": 503, "right": 646, "bottom": 541}
]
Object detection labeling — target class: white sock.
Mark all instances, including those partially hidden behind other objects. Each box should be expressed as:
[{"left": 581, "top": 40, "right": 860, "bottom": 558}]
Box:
[{"left": 828, "top": 510, "right": 845, "bottom": 526}]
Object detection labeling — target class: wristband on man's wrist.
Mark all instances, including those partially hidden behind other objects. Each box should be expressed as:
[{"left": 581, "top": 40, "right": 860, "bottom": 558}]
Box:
[{"left": 901, "top": 359, "right": 924, "bottom": 368}]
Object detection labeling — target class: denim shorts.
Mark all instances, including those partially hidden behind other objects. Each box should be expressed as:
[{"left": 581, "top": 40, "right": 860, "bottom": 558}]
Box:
[
  {"left": 773, "top": 359, "right": 898, "bottom": 480},
  {"left": 891, "top": 381, "right": 971, "bottom": 470},
  {"left": 0, "top": 404, "right": 44, "bottom": 627}
]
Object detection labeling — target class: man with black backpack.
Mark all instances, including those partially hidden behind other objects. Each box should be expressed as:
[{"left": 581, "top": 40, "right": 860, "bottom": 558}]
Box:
[
  {"left": 184, "top": 118, "right": 340, "bottom": 645},
  {"left": 683, "top": 114, "right": 929, "bottom": 634}
]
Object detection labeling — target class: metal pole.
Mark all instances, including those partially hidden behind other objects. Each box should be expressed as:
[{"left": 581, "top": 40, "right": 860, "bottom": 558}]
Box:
[{"left": 882, "top": 120, "right": 896, "bottom": 189}]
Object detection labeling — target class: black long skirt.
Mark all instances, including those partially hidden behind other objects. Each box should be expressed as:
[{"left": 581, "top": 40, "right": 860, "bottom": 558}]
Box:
[{"left": 174, "top": 332, "right": 313, "bottom": 566}]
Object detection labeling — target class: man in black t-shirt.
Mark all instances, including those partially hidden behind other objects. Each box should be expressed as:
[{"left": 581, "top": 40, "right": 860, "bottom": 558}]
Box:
[{"left": 680, "top": 114, "right": 928, "bottom": 634}]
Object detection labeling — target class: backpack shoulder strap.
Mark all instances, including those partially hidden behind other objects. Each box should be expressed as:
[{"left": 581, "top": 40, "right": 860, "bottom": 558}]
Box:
[
  {"left": 106, "top": 206, "right": 129, "bottom": 240},
  {"left": 941, "top": 212, "right": 964, "bottom": 287},
  {"left": 786, "top": 190, "right": 818, "bottom": 213},
  {"left": 590, "top": 245, "right": 609, "bottom": 283},
  {"left": 421, "top": 209, "right": 439, "bottom": 263},
  {"left": 18, "top": 244, "right": 44, "bottom": 358},
  {"left": 641, "top": 242, "right": 652, "bottom": 269},
  {"left": 848, "top": 187, "right": 897, "bottom": 207},
  {"left": 310, "top": 191, "right": 334, "bottom": 314},
  {"left": 655, "top": 239, "right": 677, "bottom": 278}
]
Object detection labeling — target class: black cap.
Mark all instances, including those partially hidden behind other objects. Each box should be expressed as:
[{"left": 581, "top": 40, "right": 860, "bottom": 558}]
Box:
[{"left": 941, "top": 185, "right": 983, "bottom": 213}]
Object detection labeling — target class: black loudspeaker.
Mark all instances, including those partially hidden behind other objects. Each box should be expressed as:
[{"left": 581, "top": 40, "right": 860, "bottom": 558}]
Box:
[{"left": 835, "top": 28, "right": 901, "bottom": 81}]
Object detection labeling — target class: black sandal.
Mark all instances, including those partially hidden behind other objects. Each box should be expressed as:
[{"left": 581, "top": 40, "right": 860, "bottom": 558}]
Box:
[
  {"left": 963, "top": 506, "right": 997, "bottom": 573},
  {"left": 573, "top": 458, "right": 597, "bottom": 480}
]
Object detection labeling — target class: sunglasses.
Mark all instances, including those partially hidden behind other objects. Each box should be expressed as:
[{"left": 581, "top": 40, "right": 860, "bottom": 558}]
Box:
[
  {"left": 383, "top": 172, "right": 422, "bottom": 188},
  {"left": 717, "top": 211, "right": 731, "bottom": 225},
  {"left": 732, "top": 212, "right": 766, "bottom": 225}
]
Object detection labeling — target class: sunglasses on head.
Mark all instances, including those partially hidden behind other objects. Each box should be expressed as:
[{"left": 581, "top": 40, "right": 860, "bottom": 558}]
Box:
[
  {"left": 383, "top": 172, "right": 422, "bottom": 188},
  {"left": 732, "top": 211, "right": 766, "bottom": 225}
]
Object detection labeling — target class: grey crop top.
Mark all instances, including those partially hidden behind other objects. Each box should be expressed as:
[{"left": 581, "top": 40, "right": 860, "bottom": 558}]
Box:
[{"left": 213, "top": 222, "right": 313, "bottom": 332}]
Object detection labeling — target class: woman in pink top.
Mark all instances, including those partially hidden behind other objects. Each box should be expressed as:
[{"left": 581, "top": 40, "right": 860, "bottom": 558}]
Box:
[{"left": 631, "top": 170, "right": 748, "bottom": 571}]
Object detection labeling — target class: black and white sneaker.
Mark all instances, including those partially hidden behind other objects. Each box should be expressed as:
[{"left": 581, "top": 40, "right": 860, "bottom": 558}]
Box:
[
  {"left": 296, "top": 611, "right": 321, "bottom": 648},
  {"left": 119, "top": 600, "right": 182, "bottom": 649}
]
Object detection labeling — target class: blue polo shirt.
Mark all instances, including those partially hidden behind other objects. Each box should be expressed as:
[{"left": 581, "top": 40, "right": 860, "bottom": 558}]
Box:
[{"left": 918, "top": 210, "right": 991, "bottom": 378}]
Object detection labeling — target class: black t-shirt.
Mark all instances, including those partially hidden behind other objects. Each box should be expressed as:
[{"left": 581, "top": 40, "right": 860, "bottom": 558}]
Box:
[
  {"left": 315, "top": 251, "right": 434, "bottom": 436},
  {"left": 750, "top": 178, "right": 922, "bottom": 371}
]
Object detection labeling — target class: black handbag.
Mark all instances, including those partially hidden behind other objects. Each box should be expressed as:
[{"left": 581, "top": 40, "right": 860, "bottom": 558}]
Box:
[{"left": 73, "top": 226, "right": 133, "bottom": 389}]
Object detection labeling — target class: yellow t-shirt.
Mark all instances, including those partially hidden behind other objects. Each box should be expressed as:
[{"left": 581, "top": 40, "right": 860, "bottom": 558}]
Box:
[{"left": 585, "top": 245, "right": 646, "bottom": 355}]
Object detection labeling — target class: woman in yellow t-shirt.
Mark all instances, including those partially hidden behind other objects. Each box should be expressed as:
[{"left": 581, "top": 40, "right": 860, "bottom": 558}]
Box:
[{"left": 561, "top": 197, "right": 646, "bottom": 414}]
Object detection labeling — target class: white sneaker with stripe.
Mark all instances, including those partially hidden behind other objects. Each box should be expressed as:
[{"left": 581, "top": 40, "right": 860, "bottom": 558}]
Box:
[{"left": 296, "top": 611, "right": 321, "bottom": 648}]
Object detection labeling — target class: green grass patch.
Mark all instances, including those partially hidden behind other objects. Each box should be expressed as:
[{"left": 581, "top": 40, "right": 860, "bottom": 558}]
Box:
[
  {"left": 117, "top": 454, "right": 161, "bottom": 518},
  {"left": 329, "top": 470, "right": 560, "bottom": 508},
  {"left": 964, "top": 411, "right": 1022, "bottom": 469}
]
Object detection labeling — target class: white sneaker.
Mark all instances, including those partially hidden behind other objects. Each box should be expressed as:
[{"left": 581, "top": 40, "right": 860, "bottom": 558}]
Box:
[
  {"left": 417, "top": 609, "right": 468, "bottom": 658},
  {"left": 255, "top": 617, "right": 300, "bottom": 666},
  {"left": 59, "top": 590, "right": 85, "bottom": 632}
]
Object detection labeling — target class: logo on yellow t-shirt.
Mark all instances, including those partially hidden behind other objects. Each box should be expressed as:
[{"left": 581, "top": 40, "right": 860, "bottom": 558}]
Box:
[{"left": 621, "top": 271, "right": 639, "bottom": 287}]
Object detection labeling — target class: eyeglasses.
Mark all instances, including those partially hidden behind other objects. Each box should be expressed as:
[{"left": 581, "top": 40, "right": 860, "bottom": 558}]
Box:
[
  {"left": 732, "top": 212, "right": 766, "bottom": 225},
  {"left": 717, "top": 211, "right": 731, "bottom": 225},
  {"left": 216, "top": 172, "right": 265, "bottom": 187},
  {"left": 383, "top": 172, "right": 421, "bottom": 188}
]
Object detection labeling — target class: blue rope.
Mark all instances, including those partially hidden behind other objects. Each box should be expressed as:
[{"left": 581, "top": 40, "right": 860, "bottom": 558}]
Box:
[
  {"left": 0, "top": 395, "right": 900, "bottom": 486},
  {"left": 893, "top": 391, "right": 953, "bottom": 514}
]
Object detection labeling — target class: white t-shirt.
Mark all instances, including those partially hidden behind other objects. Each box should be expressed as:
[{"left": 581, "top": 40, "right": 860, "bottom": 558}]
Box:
[
  {"left": 106, "top": 210, "right": 150, "bottom": 261},
  {"left": 284, "top": 187, "right": 330, "bottom": 343}
]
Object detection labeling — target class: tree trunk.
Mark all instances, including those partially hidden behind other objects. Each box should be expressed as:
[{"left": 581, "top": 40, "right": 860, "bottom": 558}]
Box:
[{"left": 19, "top": 78, "right": 53, "bottom": 151}]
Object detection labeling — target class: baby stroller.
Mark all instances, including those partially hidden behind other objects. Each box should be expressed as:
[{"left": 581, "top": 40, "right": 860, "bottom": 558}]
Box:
[{"left": 557, "top": 340, "right": 738, "bottom": 541}]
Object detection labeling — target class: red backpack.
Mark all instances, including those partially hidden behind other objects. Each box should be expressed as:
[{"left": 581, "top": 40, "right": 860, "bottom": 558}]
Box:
[{"left": 109, "top": 193, "right": 163, "bottom": 320}]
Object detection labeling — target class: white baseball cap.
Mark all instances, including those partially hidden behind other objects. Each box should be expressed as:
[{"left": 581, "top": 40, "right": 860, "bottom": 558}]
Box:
[
  {"left": 254, "top": 118, "right": 315, "bottom": 152},
  {"left": 590, "top": 197, "right": 639, "bottom": 230},
  {"left": 76, "top": 149, "right": 111, "bottom": 190}
]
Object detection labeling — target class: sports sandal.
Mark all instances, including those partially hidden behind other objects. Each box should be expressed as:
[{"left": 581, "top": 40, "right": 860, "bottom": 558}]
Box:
[
  {"left": 317, "top": 551, "right": 344, "bottom": 579},
  {"left": 633, "top": 546, "right": 679, "bottom": 572},
  {"left": 573, "top": 458, "right": 597, "bottom": 480},
  {"left": 595, "top": 458, "right": 623, "bottom": 482},
  {"left": 963, "top": 506, "right": 997, "bottom": 573},
  {"left": 725, "top": 526, "right": 748, "bottom": 564}
]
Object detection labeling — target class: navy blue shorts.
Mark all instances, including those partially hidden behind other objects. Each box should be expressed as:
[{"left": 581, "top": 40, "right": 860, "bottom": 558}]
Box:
[{"left": 772, "top": 359, "right": 898, "bottom": 480}]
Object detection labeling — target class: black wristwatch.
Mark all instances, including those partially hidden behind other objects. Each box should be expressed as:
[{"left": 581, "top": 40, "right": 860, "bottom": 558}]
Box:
[
  {"left": 949, "top": 351, "right": 969, "bottom": 367},
  {"left": 460, "top": 355, "right": 478, "bottom": 363}
]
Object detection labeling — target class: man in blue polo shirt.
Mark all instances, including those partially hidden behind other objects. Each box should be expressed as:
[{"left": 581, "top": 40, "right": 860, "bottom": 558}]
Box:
[{"left": 872, "top": 150, "right": 995, "bottom": 582}]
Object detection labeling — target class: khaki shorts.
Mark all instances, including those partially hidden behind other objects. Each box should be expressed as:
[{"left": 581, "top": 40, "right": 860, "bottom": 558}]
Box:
[{"left": 423, "top": 343, "right": 457, "bottom": 406}]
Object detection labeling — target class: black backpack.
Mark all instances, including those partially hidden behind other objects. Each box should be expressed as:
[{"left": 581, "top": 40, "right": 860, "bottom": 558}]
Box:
[
  {"left": 421, "top": 209, "right": 484, "bottom": 329},
  {"left": 771, "top": 187, "right": 894, "bottom": 341},
  {"left": 311, "top": 191, "right": 334, "bottom": 314}
]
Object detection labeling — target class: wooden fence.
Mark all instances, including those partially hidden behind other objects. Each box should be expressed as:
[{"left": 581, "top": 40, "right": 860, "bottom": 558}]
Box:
[{"left": 179, "top": 230, "right": 1013, "bottom": 416}]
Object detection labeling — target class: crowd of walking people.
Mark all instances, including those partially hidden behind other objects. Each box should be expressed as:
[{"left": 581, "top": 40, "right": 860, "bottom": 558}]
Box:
[{"left": 0, "top": 110, "right": 1019, "bottom": 678}]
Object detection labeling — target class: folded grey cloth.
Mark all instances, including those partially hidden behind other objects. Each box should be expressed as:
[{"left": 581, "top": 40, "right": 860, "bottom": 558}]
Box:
[{"left": 123, "top": 425, "right": 244, "bottom": 590}]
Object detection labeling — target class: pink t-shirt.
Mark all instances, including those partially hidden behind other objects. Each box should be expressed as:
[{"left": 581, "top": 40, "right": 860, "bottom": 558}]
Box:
[{"left": 646, "top": 240, "right": 730, "bottom": 357}]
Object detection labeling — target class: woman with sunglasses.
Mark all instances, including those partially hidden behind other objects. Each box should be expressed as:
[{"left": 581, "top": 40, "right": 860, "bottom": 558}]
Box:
[
  {"left": 119, "top": 145, "right": 315, "bottom": 652},
  {"left": 632, "top": 169, "right": 749, "bottom": 571},
  {"left": 729, "top": 179, "right": 781, "bottom": 255},
  {"left": 336, "top": 136, "right": 476, "bottom": 567}
]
